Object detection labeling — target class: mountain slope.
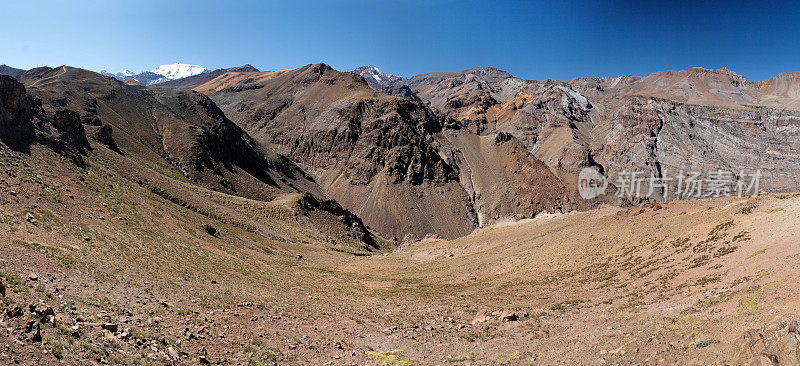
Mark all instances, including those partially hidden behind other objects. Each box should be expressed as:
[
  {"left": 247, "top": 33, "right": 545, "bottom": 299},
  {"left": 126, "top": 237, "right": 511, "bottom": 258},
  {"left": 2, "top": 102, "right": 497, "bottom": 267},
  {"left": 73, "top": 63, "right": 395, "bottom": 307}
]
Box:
[
  {"left": 401, "top": 66, "right": 800, "bottom": 196},
  {"left": 157, "top": 64, "right": 259, "bottom": 89},
  {"left": 21, "top": 66, "right": 324, "bottom": 202},
  {"left": 199, "top": 64, "right": 609, "bottom": 239},
  {"left": 4, "top": 66, "right": 384, "bottom": 253},
  {"left": 0, "top": 64, "right": 24, "bottom": 77},
  {"left": 203, "top": 63, "right": 478, "bottom": 240}
]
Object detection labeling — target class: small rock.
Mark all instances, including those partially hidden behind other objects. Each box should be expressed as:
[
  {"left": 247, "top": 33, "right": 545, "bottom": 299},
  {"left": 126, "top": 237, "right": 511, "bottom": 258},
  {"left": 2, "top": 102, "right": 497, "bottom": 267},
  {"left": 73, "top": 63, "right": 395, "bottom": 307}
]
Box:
[
  {"left": 789, "top": 321, "right": 800, "bottom": 335},
  {"left": 168, "top": 346, "right": 180, "bottom": 360},
  {"left": 296, "top": 254, "right": 303, "bottom": 260},
  {"left": 29, "top": 328, "right": 42, "bottom": 343},
  {"left": 6, "top": 305, "right": 23, "bottom": 318},
  {"left": 24, "top": 320, "right": 38, "bottom": 333},
  {"left": 55, "top": 313, "right": 69, "bottom": 325},
  {"left": 30, "top": 304, "right": 54, "bottom": 318},
  {"left": 199, "top": 356, "right": 210, "bottom": 364},
  {"left": 25, "top": 321, "right": 42, "bottom": 342},
  {"left": 101, "top": 323, "right": 118, "bottom": 333},
  {"left": 28, "top": 273, "right": 38, "bottom": 281},
  {"left": 103, "top": 329, "right": 117, "bottom": 340},
  {"left": 760, "top": 353, "right": 779, "bottom": 366},
  {"left": 471, "top": 309, "right": 489, "bottom": 325},
  {"left": 499, "top": 310, "right": 519, "bottom": 322},
  {"left": 75, "top": 315, "right": 86, "bottom": 322},
  {"left": 653, "top": 203, "right": 663, "bottom": 211},
  {"left": 0, "top": 278, "right": 5, "bottom": 297}
]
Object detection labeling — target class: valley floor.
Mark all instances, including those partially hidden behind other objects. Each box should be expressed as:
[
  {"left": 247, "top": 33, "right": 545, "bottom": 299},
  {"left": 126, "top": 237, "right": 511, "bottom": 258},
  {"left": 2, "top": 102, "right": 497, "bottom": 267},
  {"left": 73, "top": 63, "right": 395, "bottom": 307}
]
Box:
[{"left": 0, "top": 146, "right": 798, "bottom": 365}]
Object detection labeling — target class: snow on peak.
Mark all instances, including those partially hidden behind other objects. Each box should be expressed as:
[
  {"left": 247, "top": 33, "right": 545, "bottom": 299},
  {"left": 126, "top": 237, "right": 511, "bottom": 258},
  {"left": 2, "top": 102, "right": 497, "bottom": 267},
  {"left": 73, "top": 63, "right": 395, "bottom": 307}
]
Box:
[
  {"left": 150, "top": 63, "right": 206, "bottom": 81},
  {"left": 100, "top": 63, "right": 207, "bottom": 85},
  {"left": 353, "top": 66, "right": 405, "bottom": 88}
]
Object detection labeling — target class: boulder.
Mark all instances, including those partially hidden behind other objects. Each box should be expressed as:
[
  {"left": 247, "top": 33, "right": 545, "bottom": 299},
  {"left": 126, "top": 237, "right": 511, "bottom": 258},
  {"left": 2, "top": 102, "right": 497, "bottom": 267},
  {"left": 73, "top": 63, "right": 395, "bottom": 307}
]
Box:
[
  {"left": 6, "top": 304, "right": 22, "bottom": 317},
  {"left": 87, "top": 124, "right": 118, "bottom": 151}
]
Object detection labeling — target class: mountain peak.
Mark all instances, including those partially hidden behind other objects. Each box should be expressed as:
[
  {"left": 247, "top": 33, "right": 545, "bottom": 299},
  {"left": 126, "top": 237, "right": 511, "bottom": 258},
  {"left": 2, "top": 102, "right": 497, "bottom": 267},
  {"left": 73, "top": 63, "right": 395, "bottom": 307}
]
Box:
[
  {"left": 461, "top": 66, "right": 513, "bottom": 80},
  {"left": 100, "top": 63, "right": 207, "bottom": 85},
  {"left": 151, "top": 63, "right": 206, "bottom": 81},
  {"left": 352, "top": 66, "right": 406, "bottom": 93}
]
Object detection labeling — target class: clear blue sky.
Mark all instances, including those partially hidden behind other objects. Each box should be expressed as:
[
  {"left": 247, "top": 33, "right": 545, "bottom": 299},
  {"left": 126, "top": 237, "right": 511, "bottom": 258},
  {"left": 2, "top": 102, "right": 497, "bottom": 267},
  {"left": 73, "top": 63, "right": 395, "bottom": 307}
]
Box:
[{"left": 2, "top": 0, "right": 799, "bottom": 81}]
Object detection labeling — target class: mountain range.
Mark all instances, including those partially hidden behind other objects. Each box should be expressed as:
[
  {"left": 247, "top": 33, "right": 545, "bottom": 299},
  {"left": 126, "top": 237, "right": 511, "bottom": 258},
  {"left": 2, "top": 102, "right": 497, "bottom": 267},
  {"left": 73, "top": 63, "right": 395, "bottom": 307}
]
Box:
[
  {"left": 4, "top": 61, "right": 800, "bottom": 241},
  {"left": 99, "top": 63, "right": 207, "bottom": 85},
  {"left": 2, "top": 60, "right": 800, "bottom": 364}
]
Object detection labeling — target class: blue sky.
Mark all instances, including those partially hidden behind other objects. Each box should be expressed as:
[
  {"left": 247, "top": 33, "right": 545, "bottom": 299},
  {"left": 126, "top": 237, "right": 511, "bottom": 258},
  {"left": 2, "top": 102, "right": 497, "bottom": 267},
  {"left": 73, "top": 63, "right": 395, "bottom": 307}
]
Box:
[{"left": 2, "top": 0, "right": 799, "bottom": 81}]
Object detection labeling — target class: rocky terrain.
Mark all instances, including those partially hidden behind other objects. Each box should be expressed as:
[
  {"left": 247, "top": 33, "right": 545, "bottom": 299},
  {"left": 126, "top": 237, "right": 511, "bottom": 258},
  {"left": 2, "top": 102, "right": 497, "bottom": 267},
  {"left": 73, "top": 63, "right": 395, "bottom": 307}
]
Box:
[
  {"left": 394, "top": 66, "right": 800, "bottom": 199},
  {"left": 0, "top": 60, "right": 799, "bottom": 365},
  {"left": 199, "top": 63, "right": 606, "bottom": 240}
]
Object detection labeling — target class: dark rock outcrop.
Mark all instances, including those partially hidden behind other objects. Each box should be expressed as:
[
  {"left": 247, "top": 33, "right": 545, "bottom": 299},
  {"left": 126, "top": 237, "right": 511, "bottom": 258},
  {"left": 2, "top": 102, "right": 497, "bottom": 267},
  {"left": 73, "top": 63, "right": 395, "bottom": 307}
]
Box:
[
  {"left": 0, "top": 75, "right": 90, "bottom": 165},
  {"left": 0, "top": 75, "right": 39, "bottom": 151}
]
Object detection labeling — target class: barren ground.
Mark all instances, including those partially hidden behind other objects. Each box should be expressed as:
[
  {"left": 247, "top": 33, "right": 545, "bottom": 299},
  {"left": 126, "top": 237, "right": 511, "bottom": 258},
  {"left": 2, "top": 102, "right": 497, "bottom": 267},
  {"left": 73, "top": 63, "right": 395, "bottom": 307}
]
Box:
[{"left": 0, "top": 145, "right": 799, "bottom": 365}]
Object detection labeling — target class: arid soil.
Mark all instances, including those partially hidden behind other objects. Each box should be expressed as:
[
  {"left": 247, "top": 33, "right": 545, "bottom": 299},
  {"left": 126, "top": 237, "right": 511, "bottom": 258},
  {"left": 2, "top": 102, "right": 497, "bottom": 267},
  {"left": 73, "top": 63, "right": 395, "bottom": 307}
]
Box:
[{"left": 0, "top": 142, "right": 798, "bottom": 365}]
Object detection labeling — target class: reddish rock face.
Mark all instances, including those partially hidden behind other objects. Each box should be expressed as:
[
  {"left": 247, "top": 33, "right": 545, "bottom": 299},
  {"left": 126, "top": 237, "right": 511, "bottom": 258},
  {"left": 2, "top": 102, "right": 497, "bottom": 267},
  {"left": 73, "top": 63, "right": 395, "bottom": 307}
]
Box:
[
  {"left": 397, "top": 66, "right": 800, "bottom": 197},
  {"left": 208, "top": 64, "right": 479, "bottom": 240}
]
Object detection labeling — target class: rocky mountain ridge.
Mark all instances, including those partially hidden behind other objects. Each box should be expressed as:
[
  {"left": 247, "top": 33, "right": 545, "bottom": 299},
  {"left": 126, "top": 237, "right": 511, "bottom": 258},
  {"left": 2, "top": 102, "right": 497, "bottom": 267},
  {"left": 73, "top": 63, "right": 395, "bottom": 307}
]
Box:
[
  {"left": 198, "top": 63, "right": 604, "bottom": 240},
  {"left": 6, "top": 60, "right": 800, "bottom": 242}
]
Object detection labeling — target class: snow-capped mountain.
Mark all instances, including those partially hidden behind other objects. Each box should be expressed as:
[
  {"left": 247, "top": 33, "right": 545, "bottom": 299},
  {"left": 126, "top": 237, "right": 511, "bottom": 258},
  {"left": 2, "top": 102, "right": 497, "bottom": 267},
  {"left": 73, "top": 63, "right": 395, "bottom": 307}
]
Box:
[
  {"left": 100, "top": 63, "right": 207, "bottom": 85},
  {"left": 352, "top": 66, "right": 418, "bottom": 98},
  {"left": 353, "top": 66, "right": 405, "bottom": 90},
  {"left": 150, "top": 63, "right": 207, "bottom": 84}
]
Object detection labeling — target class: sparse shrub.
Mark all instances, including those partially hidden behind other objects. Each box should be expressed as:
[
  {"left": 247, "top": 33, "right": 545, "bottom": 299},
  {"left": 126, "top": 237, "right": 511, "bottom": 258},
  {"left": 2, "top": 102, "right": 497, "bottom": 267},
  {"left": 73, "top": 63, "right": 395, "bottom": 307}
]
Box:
[
  {"left": 201, "top": 224, "right": 217, "bottom": 236},
  {"left": 739, "top": 203, "right": 756, "bottom": 214}
]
